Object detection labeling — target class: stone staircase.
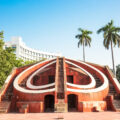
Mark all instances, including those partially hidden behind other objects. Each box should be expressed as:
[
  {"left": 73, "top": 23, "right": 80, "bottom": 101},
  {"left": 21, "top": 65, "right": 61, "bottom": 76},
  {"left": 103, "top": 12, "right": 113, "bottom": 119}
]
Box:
[
  {"left": 3, "top": 83, "right": 13, "bottom": 101},
  {"left": 108, "top": 81, "right": 120, "bottom": 99},
  {"left": 92, "top": 74, "right": 103, "bottom": 88},
  {"left": 57, "top": 58, "right": 64, "bottom": 98},
  {"left": 0, "top": 101, "right": 11, "bottom": 113},
  {"left": 113, "top": 100, "right": 120, "bottom": 112},
  {"left": 109, "top": 83, "right": 116, "bottom": 95},
  {"left": 0, "top": 81, "right": 13, "bottom": 113},
  {"left": 55, "top": 58, "right": 67, "bottom": 112},
  {"left": 107, "top": 78, "right": 120, "bottom": 111}
]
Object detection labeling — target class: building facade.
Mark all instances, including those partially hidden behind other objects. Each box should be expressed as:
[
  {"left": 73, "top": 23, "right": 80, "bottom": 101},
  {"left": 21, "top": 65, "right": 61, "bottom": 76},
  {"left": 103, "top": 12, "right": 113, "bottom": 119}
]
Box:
[
  {"left": 4, "top": 37, "right": 61, "bottom": 61},
  {"left": 0, "top": 57, "right": 120, "bottom": 113}
]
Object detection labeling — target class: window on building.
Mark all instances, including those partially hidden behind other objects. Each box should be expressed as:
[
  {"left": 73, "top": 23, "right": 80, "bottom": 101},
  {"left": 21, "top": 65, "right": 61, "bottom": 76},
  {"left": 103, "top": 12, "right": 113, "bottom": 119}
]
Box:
[
  {"left": 67, "top": 75, "right": 73, "bottom": 83},
  {"left": 12, "top": 45, "right": 16, "bottom": 49},
  {"left": 48, "top": 76, "right": 55, "bottom": 83},
  {"left": 33, "top": 75, "right": 39, "bottom": 85}
]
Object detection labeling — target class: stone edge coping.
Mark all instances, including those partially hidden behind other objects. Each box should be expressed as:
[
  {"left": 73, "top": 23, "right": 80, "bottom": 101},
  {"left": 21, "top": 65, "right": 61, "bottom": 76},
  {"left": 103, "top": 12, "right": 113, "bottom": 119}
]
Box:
[
  {"left": 66, "top": 60, "right": 96, "bottom": 89},
  {"left": 26, "top": 61, "right": 56, "bottom": 89}
]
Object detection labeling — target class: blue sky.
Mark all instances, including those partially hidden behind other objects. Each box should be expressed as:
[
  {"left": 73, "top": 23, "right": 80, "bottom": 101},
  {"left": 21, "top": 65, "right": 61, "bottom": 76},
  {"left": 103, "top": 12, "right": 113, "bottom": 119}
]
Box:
[{"left": 0, "top": 0, "right": 120, "bottom": 68}]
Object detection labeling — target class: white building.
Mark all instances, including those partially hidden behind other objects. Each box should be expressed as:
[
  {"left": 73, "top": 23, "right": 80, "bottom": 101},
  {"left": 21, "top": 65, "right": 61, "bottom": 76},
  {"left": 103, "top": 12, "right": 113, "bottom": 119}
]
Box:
[{"left": 4, "top": 37, "right": 61, "bottom": 61}]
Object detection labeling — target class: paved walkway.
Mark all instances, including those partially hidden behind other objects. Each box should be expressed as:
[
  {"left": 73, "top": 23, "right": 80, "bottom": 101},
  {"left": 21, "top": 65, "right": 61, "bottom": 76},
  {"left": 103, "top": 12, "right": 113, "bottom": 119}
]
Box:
[{"left": 0, "top": 112, "right": 120, "bottom": 120}]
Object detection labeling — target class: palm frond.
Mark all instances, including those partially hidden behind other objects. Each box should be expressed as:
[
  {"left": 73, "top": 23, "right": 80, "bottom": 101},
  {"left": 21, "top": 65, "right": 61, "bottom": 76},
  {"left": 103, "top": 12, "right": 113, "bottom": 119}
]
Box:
[
  {"left": 98, "top": 20, "right": 120, "bottom": 49},
  {"left": 103, "top": 35, "right": 110, "bottom": 49},
  {"left": 108, "top": 20, "right": 114, "bottom": 28},
  {"left": 86, "top": 31, "right": 92, "bottom": 34},
  {"left": 118, "top": 40, "right": 120, "bottom": 48},
  {"left": 75, "top": 28, "right": 92, "bottom": 48},
  {"left": 114, "top": 27, "right": 120, "bottom": 32},
  {"left": 85, "top": 38, "right": 91, "bottom": 47},
  {"left": 75, "top": 34, "right": 81, "bottom": 38},
  {"left": 78, "top": 28, "right": 84, "bottom": 33},
  {"left": 97, "top": 27, "right": 105, "bottom": 34},
  {"left": 112, "top": 34, "right": 117, "bottom": 46}
]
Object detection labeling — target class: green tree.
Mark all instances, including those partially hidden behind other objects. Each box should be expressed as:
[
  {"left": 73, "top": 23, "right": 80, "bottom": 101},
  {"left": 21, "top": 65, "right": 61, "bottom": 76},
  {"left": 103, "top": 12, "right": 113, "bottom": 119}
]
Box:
[
  {"left": 0, "top": 31, "right": 46, "bottom": 87},
  {"left": 116, "top": 64, "right": 120, "bottom": 82},
  {"left": 75, "top": 28, "right": 92, "bottom": 62},
  {"left": 0, "top": 32, "right": 17, "bottom": 86},
  {"left": 0, "top": 31, "right": 4, "bottom": 51},
  {"left": 97, "top": 20, "right": 120, "bottom": 74},
  {"left": 23, "top": 58, "right": 46, "bottom": 66}
]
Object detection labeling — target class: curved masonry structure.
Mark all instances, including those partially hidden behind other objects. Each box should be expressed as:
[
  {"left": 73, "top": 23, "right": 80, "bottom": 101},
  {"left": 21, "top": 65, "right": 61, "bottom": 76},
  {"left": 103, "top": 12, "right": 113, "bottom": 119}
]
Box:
[
  {"left": 0, "top": 57, "right": 120, "bottom": 113},
  {"left": 66, "top": 60, "right": 96, "bottom": 89},
  {"left": 66, "top": 60, "right": 109, "bottom": 93},
  {"left": 26, "top": 61, "right": 56, "bottom": 90},
  {"left": 14, "top": 59, "right": 56, "bottom": 93}
]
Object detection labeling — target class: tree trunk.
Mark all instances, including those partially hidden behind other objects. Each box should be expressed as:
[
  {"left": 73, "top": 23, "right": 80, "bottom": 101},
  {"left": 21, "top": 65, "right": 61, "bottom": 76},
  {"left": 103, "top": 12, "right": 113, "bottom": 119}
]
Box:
[
  {"left": 111, "top": 41, "right": 115, "bottom": 75},
  {"left": 83, "top": 41, "right": 85, "bottom": 62}
]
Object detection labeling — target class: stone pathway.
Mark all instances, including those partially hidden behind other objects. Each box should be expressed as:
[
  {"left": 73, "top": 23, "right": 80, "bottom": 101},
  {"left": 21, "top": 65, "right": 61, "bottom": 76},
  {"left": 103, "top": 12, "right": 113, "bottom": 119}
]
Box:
[{"left": 0, "top": 112, "right": 120, "bottom": 120}]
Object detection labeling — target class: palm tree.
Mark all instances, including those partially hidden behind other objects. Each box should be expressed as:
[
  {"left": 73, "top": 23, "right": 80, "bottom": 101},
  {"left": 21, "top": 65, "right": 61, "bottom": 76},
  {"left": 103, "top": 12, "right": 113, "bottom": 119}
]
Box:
[
  {"left": 97, "top": 20, "right": 120, "bottom": 74},
  {"left": 75, "top": 28, "right": 92, "bottom": 62}
]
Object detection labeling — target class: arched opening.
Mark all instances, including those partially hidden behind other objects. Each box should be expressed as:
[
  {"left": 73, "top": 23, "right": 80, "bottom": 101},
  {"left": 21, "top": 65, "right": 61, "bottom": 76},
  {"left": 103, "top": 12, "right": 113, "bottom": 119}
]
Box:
[
  {"left": 44, "top": 95, "right": 54, "bottom": 112},
  {"left": 68, "top": 94, "right": 78, "bottom": 112}
]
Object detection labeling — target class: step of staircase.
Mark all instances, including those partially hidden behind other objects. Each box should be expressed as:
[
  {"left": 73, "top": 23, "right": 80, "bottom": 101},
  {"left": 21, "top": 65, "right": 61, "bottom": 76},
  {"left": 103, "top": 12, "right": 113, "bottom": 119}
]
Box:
[
  {"left": 0, "top": 101, "right": 11, "bottom": 113},
  {"left": 55, "top": 58, "right": 67, "bottom": 112}
]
